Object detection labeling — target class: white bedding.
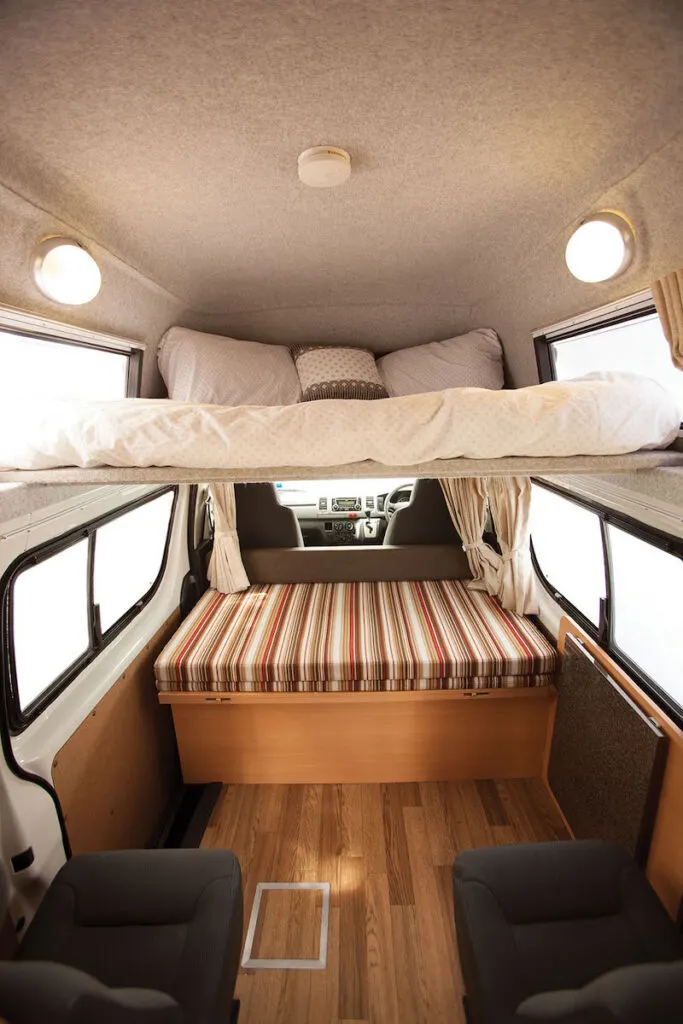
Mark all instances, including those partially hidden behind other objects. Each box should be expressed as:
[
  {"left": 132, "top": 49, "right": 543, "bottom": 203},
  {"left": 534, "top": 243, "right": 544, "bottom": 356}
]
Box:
[{"left": 0, "top": 374, "right": 678, "bottom": 471}]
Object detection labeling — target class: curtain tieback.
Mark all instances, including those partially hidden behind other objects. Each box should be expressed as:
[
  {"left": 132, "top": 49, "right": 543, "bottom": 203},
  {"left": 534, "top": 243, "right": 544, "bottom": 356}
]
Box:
[
  {"left": 463, "top": 541, "right": 495, "bottom": 553},
  {"left": 501, "top": 546, "right": 526, "bottom": 562}
]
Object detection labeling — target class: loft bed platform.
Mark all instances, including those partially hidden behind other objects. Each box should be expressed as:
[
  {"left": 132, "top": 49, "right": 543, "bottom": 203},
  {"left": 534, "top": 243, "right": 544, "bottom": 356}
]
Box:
[
  {"left": 1, "top": 449, "right": 682, "bottom": 485},
  {"left": 0, "top": 372, "right": 680, "bottom": 483}
]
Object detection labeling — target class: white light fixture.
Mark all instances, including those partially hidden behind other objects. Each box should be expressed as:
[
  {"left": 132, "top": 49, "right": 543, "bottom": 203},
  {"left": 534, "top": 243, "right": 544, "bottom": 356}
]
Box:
[
  {"left": 297, "top": 146, "right": 351, "bottom": 188},
  {"left": 32, "top": 237, "right": 102, "bottom": 305},
  {"left": 565, "top": 211, "right": 635, "bottom": 283}
]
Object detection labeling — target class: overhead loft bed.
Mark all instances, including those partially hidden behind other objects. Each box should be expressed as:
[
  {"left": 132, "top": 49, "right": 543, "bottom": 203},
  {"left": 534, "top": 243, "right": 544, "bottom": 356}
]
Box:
[{"left": 0, "top": 371, "right": 681, "bottom": 483}]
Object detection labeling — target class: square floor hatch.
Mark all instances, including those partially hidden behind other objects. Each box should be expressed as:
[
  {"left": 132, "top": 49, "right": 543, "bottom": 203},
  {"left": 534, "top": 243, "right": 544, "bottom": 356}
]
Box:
[{"left": 241, "top": 882, "right": 331, "bottom": 970}]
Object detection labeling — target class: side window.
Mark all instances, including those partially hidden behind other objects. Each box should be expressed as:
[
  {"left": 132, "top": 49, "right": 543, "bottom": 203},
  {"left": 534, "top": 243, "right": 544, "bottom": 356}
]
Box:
[
  {"left": 530, "top": 484, "right": 606, "bottom": 629},
  {"left": 607, "top": 524, "right": 683, "bottom": 709},
  {"left": 4, "top": 488, "right": 176, "bottom": 729},
  {"left": 0, "top": 328, "right": 141, "bottom": 400},
  {"left": 94, "top": 491, "right": 175, "bottom": 633},
  {"left": 12, "top": 541, "right": 90, "bottom": 712},
  {"left": 531, "top": 480, "right": 683, "bottom": 723},
  {"left": 535, "top": 307, "right": 683, "bottom": 420}
]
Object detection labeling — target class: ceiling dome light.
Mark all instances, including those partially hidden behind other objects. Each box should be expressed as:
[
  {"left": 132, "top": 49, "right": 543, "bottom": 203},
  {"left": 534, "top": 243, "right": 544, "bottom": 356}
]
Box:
[
  {"left": 565, "top": 211, "right": 635, "bottom": 283},
  {"left": 297, "top": 146, "right": 351, "bottom": 188},
  {"left": 32, "top": 237, "right": 102, "bottom": 305}
]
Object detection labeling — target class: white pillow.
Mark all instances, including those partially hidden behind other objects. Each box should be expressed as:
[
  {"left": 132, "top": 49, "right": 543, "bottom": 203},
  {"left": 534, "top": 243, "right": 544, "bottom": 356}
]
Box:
[
  {"left": 158, "top": 327, "right": 301, "bottom": 406},
  {"left": 377, "top": 328, "right": 504, "bottom": 397}
]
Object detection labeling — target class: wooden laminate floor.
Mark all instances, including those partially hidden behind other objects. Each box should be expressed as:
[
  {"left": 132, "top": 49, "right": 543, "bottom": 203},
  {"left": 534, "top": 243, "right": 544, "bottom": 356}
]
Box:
[{"left": 201, "top": 779, "right": 570, "bottom": 1023}]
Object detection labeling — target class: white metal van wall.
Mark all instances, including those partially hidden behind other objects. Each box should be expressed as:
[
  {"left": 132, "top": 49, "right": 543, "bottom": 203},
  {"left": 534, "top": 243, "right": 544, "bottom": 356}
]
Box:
[{"left": 0, "top": 484, "right": 190, "bottom": 924}]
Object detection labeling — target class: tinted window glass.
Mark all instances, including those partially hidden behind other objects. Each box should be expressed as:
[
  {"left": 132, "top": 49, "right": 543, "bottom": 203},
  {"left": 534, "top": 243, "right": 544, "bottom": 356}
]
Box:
[
  {"left": 530, "top": 484, "right": 606, "bottom": 627},
  {"left": 5, "top": 488, "right": 176, "bottom": 729},
  {"left": 549, "top": 313, "right": 683, "bottom": 417},
  {"left": 608, "top": 524, "right": 683, "bottom": 708},
  {"left": 94, "top": 491, "right": 175, "bottom": 633},
  {"left": 0, "top": 330, "right": 130, "bottom": 400},
  {"left": 12, "top": 540, "right": 90, "bottom": 710}
]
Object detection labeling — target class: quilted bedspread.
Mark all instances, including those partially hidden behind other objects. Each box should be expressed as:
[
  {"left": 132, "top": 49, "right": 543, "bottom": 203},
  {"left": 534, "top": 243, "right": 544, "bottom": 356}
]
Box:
[{"left": 0, "top": 373, "right": 678, "bottom": 470}]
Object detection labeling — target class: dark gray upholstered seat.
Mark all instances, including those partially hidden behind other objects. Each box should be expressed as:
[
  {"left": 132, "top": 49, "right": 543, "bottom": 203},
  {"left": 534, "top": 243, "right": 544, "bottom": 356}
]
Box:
[
  {"left": 235, "top": 482, "right": 304, "bottom": 548},
  {"left": 7, "top": 849, "right": 243, "bottom": 1024},
  {"left": 516, "top": 961, "right": 683, "bottom": 1023},
  {"left": 453, "top": 840, "right": 683, "bottom": 1024},
  {"left": 384, "top": 478, "right": 461, "bottom": 545},
  {"left": 0, "top": 961, "right": 184, "bottom": 1024}
]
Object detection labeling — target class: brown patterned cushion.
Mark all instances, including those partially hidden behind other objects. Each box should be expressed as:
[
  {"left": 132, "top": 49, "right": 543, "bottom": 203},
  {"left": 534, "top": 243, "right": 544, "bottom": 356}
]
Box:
[{"left": 292, "top": 345, "right": 388, "bottom": 401}]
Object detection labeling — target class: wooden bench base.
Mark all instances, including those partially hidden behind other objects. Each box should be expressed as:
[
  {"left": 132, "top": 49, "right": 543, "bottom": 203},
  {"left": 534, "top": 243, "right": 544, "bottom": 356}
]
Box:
[{"left": 158, "top": 687, "right": 557, "bottom": 784}]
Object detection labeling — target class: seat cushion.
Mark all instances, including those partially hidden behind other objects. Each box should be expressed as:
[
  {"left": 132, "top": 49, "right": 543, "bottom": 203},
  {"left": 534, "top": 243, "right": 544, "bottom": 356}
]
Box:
[
  {"left": 19, "top": 850, "right": 243, "bottom": 1024},
  {"left": 453, "top": 841, "right": 683, "bottom": 1024},
  {"left": 155, "top": 579, "right": 557, "bottom": 692}
]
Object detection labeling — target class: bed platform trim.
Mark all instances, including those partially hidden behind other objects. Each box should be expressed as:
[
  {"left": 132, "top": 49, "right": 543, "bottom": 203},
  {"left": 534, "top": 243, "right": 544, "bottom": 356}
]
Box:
[
  {"left": 1, "top": 450, "right": 682, "bottom": 484},
  {"left": 163, "top": 684, "right": 557, "bottom": 784},
  {"left": 157, "top": 686, "right": 551, "bottom": 705}
]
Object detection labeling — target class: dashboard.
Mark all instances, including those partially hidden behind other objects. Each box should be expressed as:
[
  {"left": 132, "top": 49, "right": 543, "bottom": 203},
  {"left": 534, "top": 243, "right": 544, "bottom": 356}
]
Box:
[{"left": 275, "top": 479, "right": 414, "bottom": 546}]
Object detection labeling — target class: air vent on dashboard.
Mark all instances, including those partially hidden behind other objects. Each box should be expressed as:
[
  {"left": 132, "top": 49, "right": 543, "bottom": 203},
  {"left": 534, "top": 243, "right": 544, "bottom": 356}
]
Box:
[
  {"left": 365, "top": 496, "right": 375, "bottom": 510},
  {"left": 318, "top": 497, "right": 328, "bottom": 511}
]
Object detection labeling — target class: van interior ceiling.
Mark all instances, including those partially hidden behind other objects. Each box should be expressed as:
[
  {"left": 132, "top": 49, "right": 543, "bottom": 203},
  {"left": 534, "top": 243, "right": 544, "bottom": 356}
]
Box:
[{"left": 1, "top": 1, "right": 683, "bottom": 1022}]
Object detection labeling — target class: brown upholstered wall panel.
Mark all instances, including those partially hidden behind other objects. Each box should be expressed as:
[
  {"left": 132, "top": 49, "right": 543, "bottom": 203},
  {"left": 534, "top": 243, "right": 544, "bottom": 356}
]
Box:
[
  {"left": 242, "top": 544, "right": 471, "bottom": 583},
  {"left": 52, "top": 613, "right": 181, "bottom": 855},
  {"left": 558, "top": 620, "right": 683, "bottom": 920},
  {"left": 548, "top": 634, "right": 666, "bottom": 864}
]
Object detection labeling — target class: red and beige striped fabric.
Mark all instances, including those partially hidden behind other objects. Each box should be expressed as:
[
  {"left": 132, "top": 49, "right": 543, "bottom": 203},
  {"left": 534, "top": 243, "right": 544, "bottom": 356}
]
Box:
[{"left": 155, "top": 580, "right": 557, "bottom": 692}]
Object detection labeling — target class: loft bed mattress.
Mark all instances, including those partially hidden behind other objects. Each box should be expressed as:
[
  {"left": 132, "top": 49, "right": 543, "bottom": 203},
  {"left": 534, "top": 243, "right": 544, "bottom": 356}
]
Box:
[
  {"left": 0, "top": 373, "right": 678, "bottom": 472},
  {"left": 154, "top": 580, "right": 558, "bottom": 693}
]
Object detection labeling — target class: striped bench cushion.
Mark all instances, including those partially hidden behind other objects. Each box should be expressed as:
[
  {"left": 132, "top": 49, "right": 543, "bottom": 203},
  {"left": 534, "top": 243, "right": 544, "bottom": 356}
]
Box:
[{"left": 155, "top": 580, "right": 557, "bottom": 693}]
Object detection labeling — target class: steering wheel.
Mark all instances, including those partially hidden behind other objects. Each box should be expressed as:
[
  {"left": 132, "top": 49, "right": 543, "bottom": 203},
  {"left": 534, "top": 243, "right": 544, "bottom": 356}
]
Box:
[{"left": 384, "top": 482, "right": 414, "bottom": 521}]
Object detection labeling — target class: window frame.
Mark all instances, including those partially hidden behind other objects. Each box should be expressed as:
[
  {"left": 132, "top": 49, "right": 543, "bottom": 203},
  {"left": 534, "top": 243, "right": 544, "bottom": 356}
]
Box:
[
  {"left": 534, "top": 302, "right": 659, "bottom": 387},
  {"left": 530, "top": 478, "right": 683, "bottom": 727},
  {"left": 0, "top": 324, "right": 142, "bottom": 398},
  {"left": 0, "top": 304, "right": 145, "bottom": 398},
  {"left": 1, "top": 486, "right": 177, "bottom": 733}
]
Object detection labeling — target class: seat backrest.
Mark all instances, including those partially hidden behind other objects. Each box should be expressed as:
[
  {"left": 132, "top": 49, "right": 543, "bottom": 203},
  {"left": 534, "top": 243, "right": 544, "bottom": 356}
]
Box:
[
  {"left": 235, "top": 483, "right": 304, "bottom": 549},
  {"left": 384, "top": 479, "right": 461, "bottom": 546}
]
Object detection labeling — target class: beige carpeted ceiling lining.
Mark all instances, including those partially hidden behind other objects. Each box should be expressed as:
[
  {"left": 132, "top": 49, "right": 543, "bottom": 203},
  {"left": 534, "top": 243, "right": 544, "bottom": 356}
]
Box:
[
  {"left": 1, "top": 0, "right": 682, "bottom": 347},
  {"left": 472, "top": 124, "right": 683, "bottom": 312}
]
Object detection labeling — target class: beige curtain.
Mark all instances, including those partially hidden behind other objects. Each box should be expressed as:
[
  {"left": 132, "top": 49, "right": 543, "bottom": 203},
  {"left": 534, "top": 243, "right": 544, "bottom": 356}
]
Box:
[
  {"left": 652, "top": 268, "right": 683, "bottom": 370},
  {"left": 487, "top": 477, "right": 537, "bottom": 615},
  {"left": 207, "top": 483, "right": 250, "bottom": 594},
  {"left": 439, "top": 476, "right": 537, "bottom": 615},
  {"left": 439, "top": 478, "right": 502, "bottom": 594}
]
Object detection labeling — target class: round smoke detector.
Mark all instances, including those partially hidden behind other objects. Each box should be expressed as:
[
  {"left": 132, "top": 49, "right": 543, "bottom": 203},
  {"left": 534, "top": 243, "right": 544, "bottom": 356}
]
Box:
[{"left": 297, "top": 146, "right": 351, "bottom": 188}]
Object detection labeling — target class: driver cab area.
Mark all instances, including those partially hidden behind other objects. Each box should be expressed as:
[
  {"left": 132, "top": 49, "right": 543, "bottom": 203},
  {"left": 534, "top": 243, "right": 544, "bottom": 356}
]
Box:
[
  {"left": 232, "top": 477, "right": 469, "bottom": 584},
  {"left": 274, "top": 478, "right": 417, "bottom": 547}
]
